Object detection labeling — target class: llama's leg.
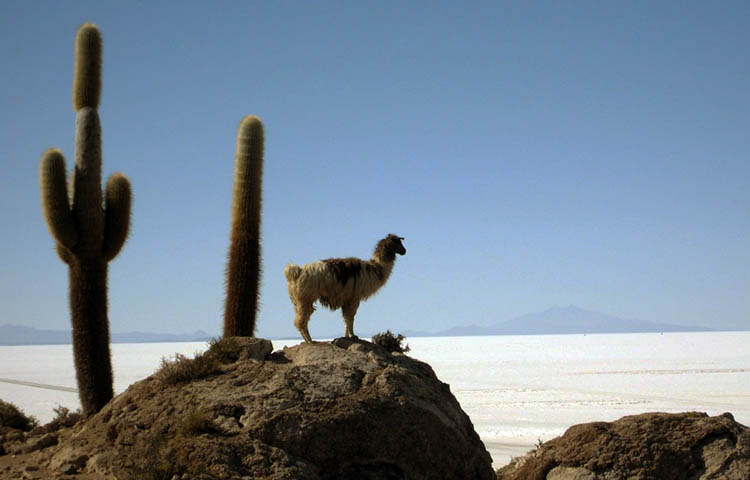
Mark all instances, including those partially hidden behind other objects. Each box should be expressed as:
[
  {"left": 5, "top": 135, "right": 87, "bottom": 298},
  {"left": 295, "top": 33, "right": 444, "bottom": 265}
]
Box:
[
  {"left": 293, "top": 301, "right": 315, "bottom": 343},
  {"left": 341, "top": 300, "right": 360, "bottom": 338}
]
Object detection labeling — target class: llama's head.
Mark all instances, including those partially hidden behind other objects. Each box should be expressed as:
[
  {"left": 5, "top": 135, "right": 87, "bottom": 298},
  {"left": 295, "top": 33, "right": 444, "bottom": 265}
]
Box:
[{"left": 374, "top": 234, "right": 406, "bottom": 262}]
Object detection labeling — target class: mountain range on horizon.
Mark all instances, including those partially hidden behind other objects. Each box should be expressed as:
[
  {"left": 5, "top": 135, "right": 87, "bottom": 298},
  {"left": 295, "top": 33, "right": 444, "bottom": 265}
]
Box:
[
  {"left": 0, "top": 324, "right": 214, "bottom": 346},
  {"left": 0, "top": 305, "right": 726, "bottom": 346},
  {"left": 402, "top": 305, "right": 716, "bottom": 337}
]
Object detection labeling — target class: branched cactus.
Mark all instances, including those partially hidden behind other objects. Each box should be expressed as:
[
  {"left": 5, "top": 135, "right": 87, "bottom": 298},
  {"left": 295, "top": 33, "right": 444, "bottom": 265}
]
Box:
[
  {"left": 223, "top": 116, "right": 264, "bottom": 337},
  {"left": 39, "top": 23, "right": 132, "bottom": 416}
]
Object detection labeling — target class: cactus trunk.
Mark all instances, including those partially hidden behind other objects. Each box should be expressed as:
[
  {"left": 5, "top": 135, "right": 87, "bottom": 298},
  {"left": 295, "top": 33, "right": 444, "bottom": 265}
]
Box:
[
  {"left": 69, "top": 257, "right": 114, "bottom": 415},
  {"left": 223, "top": 116, "right": 264, "bottom": 337}
]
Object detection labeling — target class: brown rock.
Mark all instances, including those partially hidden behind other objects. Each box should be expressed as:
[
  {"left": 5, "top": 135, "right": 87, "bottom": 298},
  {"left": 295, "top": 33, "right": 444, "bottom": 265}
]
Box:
[
  {"left": 497, "top": 411, "right": 750, "bottom": 480},
  {"left": 58, "top": 462, "right": 78, "bottom": 475},
  {"left": 44, "top": 338, "right": 494, "bottom": 479},
  {"left": 231, "top": 336, "right": 273, "bottom": 361},
  {"left": 19, "top": 433, "right": 57, "bottom": 454},
  {"left": 546, "top": 466, "right": 595, "bottom": 479},
  {"left": 4, "top": 429, "right": 24, "bottom": 443},
  {"left": 49, "top": 445, "right": 88, "bottom": 472}
]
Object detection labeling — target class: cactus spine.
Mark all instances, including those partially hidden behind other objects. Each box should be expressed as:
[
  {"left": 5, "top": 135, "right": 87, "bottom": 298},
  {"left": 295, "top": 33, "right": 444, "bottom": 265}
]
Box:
[
  {"left": 39, "top": 23, "right": 132, "bottom": 416},
  {"left": 223, "top": 116, "right": 264, "bottom": 337}
]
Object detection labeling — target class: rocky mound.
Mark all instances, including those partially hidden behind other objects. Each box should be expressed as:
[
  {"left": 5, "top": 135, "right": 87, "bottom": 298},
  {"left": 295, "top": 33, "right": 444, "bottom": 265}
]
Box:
[
  {"left": 2, "top": 338, "right": 494, "bottom": 479},
  {"left": 496, "top": 411, "right": 750, "bottom": 480}
]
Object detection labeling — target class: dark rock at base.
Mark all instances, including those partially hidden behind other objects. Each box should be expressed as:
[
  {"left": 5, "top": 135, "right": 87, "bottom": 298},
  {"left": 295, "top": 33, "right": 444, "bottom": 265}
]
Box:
[
  {"left": 497, "top": 411, "right": 750, "bottom": 480},
  {"left": 50, "top": 337, "right": 494, "bottom": 479},
  {"left": 230, "top": 336, "right": 273, "bottom": 361},
  {"left": 58, "top": 462, "right": 78, "bottom": 475}
]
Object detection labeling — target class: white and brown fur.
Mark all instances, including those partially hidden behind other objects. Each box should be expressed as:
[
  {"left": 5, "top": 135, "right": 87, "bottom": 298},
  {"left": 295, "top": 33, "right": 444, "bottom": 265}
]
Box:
[{"left": 284, "top": 234, "right": 406, "bottom": 343}]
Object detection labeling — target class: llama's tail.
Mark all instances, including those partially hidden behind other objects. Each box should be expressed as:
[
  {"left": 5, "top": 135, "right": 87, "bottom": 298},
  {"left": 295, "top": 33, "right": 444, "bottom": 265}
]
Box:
[{"left": 284, "top": 263, "right": 302, "bottom": 282}]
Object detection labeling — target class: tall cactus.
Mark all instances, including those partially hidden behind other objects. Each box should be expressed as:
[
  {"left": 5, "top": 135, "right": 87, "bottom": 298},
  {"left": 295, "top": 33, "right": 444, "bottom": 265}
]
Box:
[
  {"left": 223, "top": 116, "right": 264, "bottom": 337},
  {"left": 39, "top": 23, "right": 132, "bottom": 416}
]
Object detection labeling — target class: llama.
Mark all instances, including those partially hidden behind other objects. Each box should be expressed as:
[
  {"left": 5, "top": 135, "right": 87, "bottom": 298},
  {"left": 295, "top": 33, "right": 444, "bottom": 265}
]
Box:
[{"left": 284, "top": 234, "right": 406, "bottom": 343}]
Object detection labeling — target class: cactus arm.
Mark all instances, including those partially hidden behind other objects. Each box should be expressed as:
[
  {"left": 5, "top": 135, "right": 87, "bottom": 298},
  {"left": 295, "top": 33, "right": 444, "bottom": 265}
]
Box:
[
  {"left": 56, "top": 243, "right": 74, "bottom": 264},
  {"left": 73, "top": 22, "right": 101, "bottom": 110},
  {"left": 103, "top": 173, "right": 132, "bottom": 261},
  {"left": 39, "top": 148, "right": 78, "bottom": 251}
]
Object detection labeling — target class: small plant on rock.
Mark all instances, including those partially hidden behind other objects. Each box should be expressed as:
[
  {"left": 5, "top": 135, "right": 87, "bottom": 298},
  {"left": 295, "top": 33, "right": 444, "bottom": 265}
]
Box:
[
  {"left": 0, "top": 399, "right": 39, "bottom": 431},
  {"left": 41, "top": 405, "right": 83, "bottom": 433},
  {"left": 206, "top": 336, "right": 243, "bottom": 364},
  {"left": 371, "top": 330, "right": 410, "bottom": 354},
  {"left": 177, "top": 409, "right": 216, "bottom": 437},
  {"left": 154, "top": 352, "right": 219, "bottom": 385},
  {"left": 129, "top": 431, "right": 178, "bottom": 480},
  {"left": 155, "top": 337, "right": 249, "bottom": 385}
]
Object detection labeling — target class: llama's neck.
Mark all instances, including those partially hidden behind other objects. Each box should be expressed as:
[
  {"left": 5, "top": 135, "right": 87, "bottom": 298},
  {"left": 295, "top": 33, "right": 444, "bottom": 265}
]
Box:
[{"left": 371, "top": 256, "right": 396, "bottom": 284}]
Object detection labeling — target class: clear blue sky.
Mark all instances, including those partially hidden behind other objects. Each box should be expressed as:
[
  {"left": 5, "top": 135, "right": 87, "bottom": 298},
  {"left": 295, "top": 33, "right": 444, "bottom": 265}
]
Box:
[{"left": 1, "top": 1, "right": 748, "bottom": 338}]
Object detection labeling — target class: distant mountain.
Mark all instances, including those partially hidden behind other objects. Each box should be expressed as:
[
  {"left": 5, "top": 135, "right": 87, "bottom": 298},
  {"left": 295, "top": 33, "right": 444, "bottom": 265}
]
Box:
[
  {"left": 0, "top": 324, "right": 71, "bottom": 345},
  {"left": 0, "top": 324, "right": 214, "bottom": 346},
  {"left": 403, "top": 306, "right": 714, "bottom": 337},
  {"left": 2, "top": 306, "right": 716, "bottom": 345}
]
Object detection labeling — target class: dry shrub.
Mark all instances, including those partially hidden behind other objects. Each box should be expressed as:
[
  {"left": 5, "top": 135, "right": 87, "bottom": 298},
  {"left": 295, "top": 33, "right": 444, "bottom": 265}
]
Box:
[
  {"left": 206, "top": 336, "right": 243, "bottom": 364},
  {"left": 177, "top": 409, "right": 216, "bottom": 437},
  {"left": 154, "top": 338, "right": 248, "bottom": 385},
  {"left": 41, "top": 405, "right": 82, "bottom": 433},
  {"left": 154, "top": 352, "right": 219, "bottom": 385},
  {"left": 0, "top": 399, "right": 38, "bottom": 431},
  {"left": 371, "top": 330, "right": 410, "bottom": 354}
]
